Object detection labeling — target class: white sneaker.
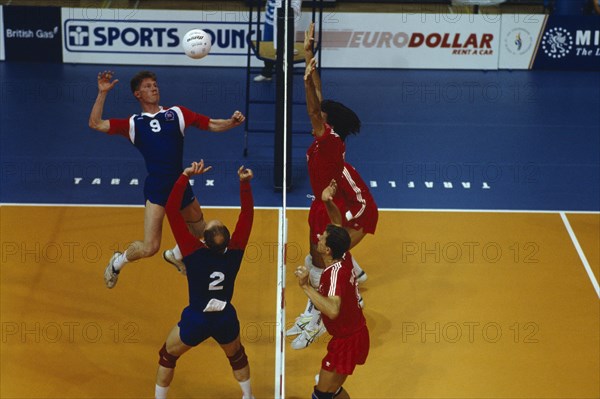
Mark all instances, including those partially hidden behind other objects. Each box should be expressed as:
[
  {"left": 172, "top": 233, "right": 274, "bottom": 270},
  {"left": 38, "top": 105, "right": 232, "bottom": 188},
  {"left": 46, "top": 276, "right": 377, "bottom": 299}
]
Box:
[
  {"left": 253, "top": 74, "right": 272, "bottom": 82},
  {"left": 358, "top": 294, "right": 365, "bottom": 309},
  {"left": 286, "top": 314, "right": 312, "bottom": 336},
  {"left": 104, "top": 252, "right": 121, "bottom": 289},
  {"left": 356, "top": 270, "right": 368, "bottom": 284},
  {"left": 291, "top": 322, "right": 326, "bottom": 350},
  {"left": 163, "top": 250, "right": 186, "bottom": 275}
]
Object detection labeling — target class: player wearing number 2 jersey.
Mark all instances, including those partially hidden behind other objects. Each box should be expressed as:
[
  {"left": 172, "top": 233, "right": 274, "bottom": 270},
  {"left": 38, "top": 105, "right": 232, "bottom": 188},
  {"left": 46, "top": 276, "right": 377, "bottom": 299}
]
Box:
[
  {"left": 88, "top": 70, "right": 245, "bottom": 289},
  {"left": 154, "top": 160, "right": 255, "bottom": 399}
]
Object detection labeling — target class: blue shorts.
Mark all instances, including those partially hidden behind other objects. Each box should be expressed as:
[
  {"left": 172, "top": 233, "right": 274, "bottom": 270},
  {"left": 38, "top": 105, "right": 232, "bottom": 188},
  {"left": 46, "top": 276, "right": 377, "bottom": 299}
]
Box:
[
  {"left": 144, "top": 174, "right": 195, "bottom": 208},
  {"left": 177, "top": 304, "right": 240, "bottom": 347}
]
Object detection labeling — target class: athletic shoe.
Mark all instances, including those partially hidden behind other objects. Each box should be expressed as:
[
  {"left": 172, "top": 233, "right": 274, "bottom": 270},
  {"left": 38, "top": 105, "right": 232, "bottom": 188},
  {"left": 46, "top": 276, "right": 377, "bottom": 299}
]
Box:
[
  {"left": 358, "top": 294, "right": 365, "bottom": 309},
  {"left": 356, "top": 270, "right": 368, "bottom": 284},
  {"left": 291, "top": 322, "right": 326, "bottom": 350},
  {"left": 104, "top": 252, "right": 121, "bottom": 289},
  {"left": 253, "top": 74, "right": 272, "bottom": 82},
  {"left": 163, "top": 250, "right": 186, "bottom": 275},
  {"left": 286, "top": 314, "right": 312, "bottom": 336}
]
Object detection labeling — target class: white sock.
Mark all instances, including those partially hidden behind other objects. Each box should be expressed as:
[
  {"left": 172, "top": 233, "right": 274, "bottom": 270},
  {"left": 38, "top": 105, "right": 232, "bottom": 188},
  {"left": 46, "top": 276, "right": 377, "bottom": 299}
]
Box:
[
  {"left": 113, "top": 252, "right": 129, "bottom": 272},
  {"left": 239, "top": 378, "right": 253, "bottom": 398},
  {"left": 306, "top": 310, "right": 322, "bottom": 331},
  {"left": 155, "top": 384, "right": 169, "bottom": 399},
  {"left": 299, "top": 255, "right": 317, "bottom": 317},
  {"left": 309, "top": 267, "right": 323, "bottom": 289},
  {"left": 304, "top": 254, "right": 314, "bottom": 271},
  {"left": 301, "top": 298, "right": 315, "bottom": 318},
  {"left": 352, "top": 257, "right": 364, "bottom": 276},
  {"left": 172, "top": 245, "right": 182, "bottom": 261}
]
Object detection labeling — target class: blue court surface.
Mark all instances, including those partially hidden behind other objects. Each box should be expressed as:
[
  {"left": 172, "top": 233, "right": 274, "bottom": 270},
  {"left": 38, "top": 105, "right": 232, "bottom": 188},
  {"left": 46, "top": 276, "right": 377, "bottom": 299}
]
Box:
[{"left": 1, "top": 61, "right": 598, "bottom": 211}]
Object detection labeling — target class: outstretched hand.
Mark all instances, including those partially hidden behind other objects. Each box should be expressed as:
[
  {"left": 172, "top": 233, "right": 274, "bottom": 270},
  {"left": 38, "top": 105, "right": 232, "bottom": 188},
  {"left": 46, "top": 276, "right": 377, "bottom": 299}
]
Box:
[
  {"left": 231, "top": 110, "right": 246, "bottom": 126},
  {"left": 183, "top": 160, "right": 213, "bottom": 177},
  {"left": 238, "top": 166, "right": 253, "bottom": 182},
  {"left": 304, "top": 58, "right": 317, "bottom": 81},
  {"left": 97, "top": 70, "right": 119, "bottom": 93},
  {"left": 304, "top": 22, "right": 315, "bottom": 53},
  {"left": 321, "top": 179, "right": 337, "bottom": 202}
]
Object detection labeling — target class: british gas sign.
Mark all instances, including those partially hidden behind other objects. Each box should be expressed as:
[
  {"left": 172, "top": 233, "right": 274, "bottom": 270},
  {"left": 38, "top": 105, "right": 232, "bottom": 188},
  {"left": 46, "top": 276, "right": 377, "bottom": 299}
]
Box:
[{"left": 61, "top": 8, "right": 258, "bottom": 66}]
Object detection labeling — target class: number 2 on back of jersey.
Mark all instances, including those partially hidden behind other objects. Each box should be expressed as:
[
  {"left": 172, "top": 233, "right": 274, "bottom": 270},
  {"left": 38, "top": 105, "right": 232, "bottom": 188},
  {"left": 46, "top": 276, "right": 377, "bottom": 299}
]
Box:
[{"left": 209, "top": 271, "right": 225, "bottom": 291}]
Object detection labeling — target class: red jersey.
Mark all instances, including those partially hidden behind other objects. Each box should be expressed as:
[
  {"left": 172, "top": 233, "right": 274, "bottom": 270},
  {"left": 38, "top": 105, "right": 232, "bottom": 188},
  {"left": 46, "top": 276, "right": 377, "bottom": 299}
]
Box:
[
  {"left": 340, "top": 162, "right": 378, "bottom": 223},
  {"left": 306, "top": 124, "right": 345, "bottom": 197},
  {"left": 318, "top": 253, "right": 366, "bottom": 338}
]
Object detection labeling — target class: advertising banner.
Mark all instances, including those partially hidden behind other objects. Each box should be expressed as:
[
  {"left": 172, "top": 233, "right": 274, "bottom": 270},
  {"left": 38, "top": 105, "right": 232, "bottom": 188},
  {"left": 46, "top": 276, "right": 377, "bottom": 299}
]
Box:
[
  {"left": 318, "top": 12, "right": 502, "bottom": 69},
  {"left": 62, "top": 8, "right": 262, "bottom": 66},
  {"left": 498, "top": 13, "right": 546, "bottom": 69},
  {"left": 532, "top": 15, "right": 600, "bottom": 70},
  {"left": 61, "top": 8, "right": 504, "bottom": 69},
  {"left": 3, "top": 6, "right": 62, "bottom": 62}
]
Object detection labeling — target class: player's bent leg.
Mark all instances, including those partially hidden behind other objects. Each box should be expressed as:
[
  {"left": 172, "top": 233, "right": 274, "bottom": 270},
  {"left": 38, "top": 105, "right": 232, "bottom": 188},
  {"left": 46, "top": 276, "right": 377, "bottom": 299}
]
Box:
[
  {"left": 312, "top": 387, "right": 350, "bottom": 399},
  {"left": 219, "top": 335, "right": 255, "bottom": 399},
  {"left": 163, "top": 199, "right": 204, "bottom": 275},
  {"left": 291, "top": 240, "right": 326, "bottom": 349},
  {"left": 346, "top": 228, "right": 368, "bottom": 285},
  {"left": 127, "top": 201, "right": 165, "bottom": 262},
  {"left": 103, "top": 203, "right": 163, "bottom": 288},
  {"left": 181, "top": 198, "right": 206, "bottom": 238},
  {"left": 315, "top": 369, "right": 348, "bottom": 397},
  {"left": 155, "top": 325, "right": 193, "bottom": 398}
]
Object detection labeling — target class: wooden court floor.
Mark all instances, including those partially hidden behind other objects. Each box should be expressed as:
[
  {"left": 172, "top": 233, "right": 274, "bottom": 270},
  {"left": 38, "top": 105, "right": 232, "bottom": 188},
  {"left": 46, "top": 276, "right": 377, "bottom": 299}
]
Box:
[{"left": 1, "top": 206, "right": 599, "bottom": 398}]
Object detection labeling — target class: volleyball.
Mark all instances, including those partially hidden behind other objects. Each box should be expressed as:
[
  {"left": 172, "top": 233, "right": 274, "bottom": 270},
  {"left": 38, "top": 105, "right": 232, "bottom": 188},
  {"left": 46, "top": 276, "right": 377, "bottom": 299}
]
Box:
[{"left": 182, "top": 29, "right": 211, "bottom": 59}]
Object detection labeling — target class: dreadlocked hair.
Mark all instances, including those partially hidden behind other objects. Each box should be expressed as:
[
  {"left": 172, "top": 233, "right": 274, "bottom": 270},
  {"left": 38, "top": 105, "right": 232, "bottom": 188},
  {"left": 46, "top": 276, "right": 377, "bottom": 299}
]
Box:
[{"left": 321, "top": 100, "right": 361, "bottom": 141}]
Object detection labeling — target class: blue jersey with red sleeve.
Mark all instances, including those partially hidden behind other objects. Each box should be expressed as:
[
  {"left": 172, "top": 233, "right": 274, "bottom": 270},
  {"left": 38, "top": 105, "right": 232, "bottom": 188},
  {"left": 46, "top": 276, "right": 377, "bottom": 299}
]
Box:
[
  {"left": 108, "top": 106, "right": 210, "bottom": 176},
  {"left": 165, "top": 174, "right": 254, "bottom": 312}
]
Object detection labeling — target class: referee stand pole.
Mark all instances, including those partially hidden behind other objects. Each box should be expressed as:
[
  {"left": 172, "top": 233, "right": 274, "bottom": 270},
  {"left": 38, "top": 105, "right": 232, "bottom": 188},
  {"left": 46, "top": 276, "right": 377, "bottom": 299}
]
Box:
[{"left": 273, "top": 2, "right": 294, "bottom": 191}]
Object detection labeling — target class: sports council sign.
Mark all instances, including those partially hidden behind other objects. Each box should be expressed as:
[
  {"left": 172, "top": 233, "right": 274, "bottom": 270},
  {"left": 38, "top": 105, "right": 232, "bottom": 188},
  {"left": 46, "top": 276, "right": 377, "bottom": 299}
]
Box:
[{"left": 62, "top": 8, "right": 262, "bottom": 67}]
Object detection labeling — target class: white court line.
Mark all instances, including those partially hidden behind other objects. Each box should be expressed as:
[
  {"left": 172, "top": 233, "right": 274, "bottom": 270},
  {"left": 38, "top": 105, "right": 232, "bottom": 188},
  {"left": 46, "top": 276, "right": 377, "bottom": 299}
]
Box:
[
  {"left": 286, "top": 206, "right": 600, "bottom": 214},
  {"left": 560, "top": 212, "right": 600, "bottom": 299},
  {"left": 0, "top": 203, "right": 281, "bottom": 210},
  {"left": 2, "top": 203, "right": 599, "bottom": 214}
]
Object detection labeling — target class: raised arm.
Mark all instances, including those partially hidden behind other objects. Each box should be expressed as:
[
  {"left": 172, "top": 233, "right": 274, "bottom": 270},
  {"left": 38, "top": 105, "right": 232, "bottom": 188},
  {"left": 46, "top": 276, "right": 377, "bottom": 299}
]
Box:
[
  {"left": 303, "top": 22, "right": 323, "bottom": 104},
  {"left": 89, "top": 70, "right": 119, "bottom": 133},
  {"left": 229, "top": 166, "right": 255, "bottom": 250},
  {"left": 295, "top": 265, "right": 341, "bottom": 319},
  {"left": 166, "top": 160, "right": 212, "bottom": 257},
  {"left": 207, "top": 110, "right": 246, "bottom": 132},
  {"left": 322, "top": 179, "right": 343, "bottom": 226},
  {"left": 304, "top": 57, "right": 326, "bottom": 138}
]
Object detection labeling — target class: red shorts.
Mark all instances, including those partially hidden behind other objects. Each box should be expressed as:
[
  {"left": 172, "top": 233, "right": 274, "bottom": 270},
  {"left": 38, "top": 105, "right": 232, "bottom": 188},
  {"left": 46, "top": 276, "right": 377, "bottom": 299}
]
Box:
[
  {"left": 321, "top": 325, "right": 369, "bottom": 375},
  {"left": 343, "top": 202, "right": 378, "bottom": 235},
  {"left": 308, "top": 196, "right": 346, "bottom": 245}
]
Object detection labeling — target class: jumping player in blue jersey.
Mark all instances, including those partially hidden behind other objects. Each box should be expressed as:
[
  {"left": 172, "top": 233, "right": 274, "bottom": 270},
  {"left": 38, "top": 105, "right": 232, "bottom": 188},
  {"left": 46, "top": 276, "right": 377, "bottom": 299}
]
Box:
[
  {"left": 88, "top": 70, "right": 245, "bottom": 288},
  {"left": 154, "top": 160, "right": 255, "bottom": 399}
]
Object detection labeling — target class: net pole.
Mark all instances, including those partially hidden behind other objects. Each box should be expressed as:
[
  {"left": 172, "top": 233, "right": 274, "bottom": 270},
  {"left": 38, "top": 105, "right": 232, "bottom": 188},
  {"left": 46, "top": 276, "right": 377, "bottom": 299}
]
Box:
[{"left": 275, "top": 1, "right": 292, "bottom": 398}]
